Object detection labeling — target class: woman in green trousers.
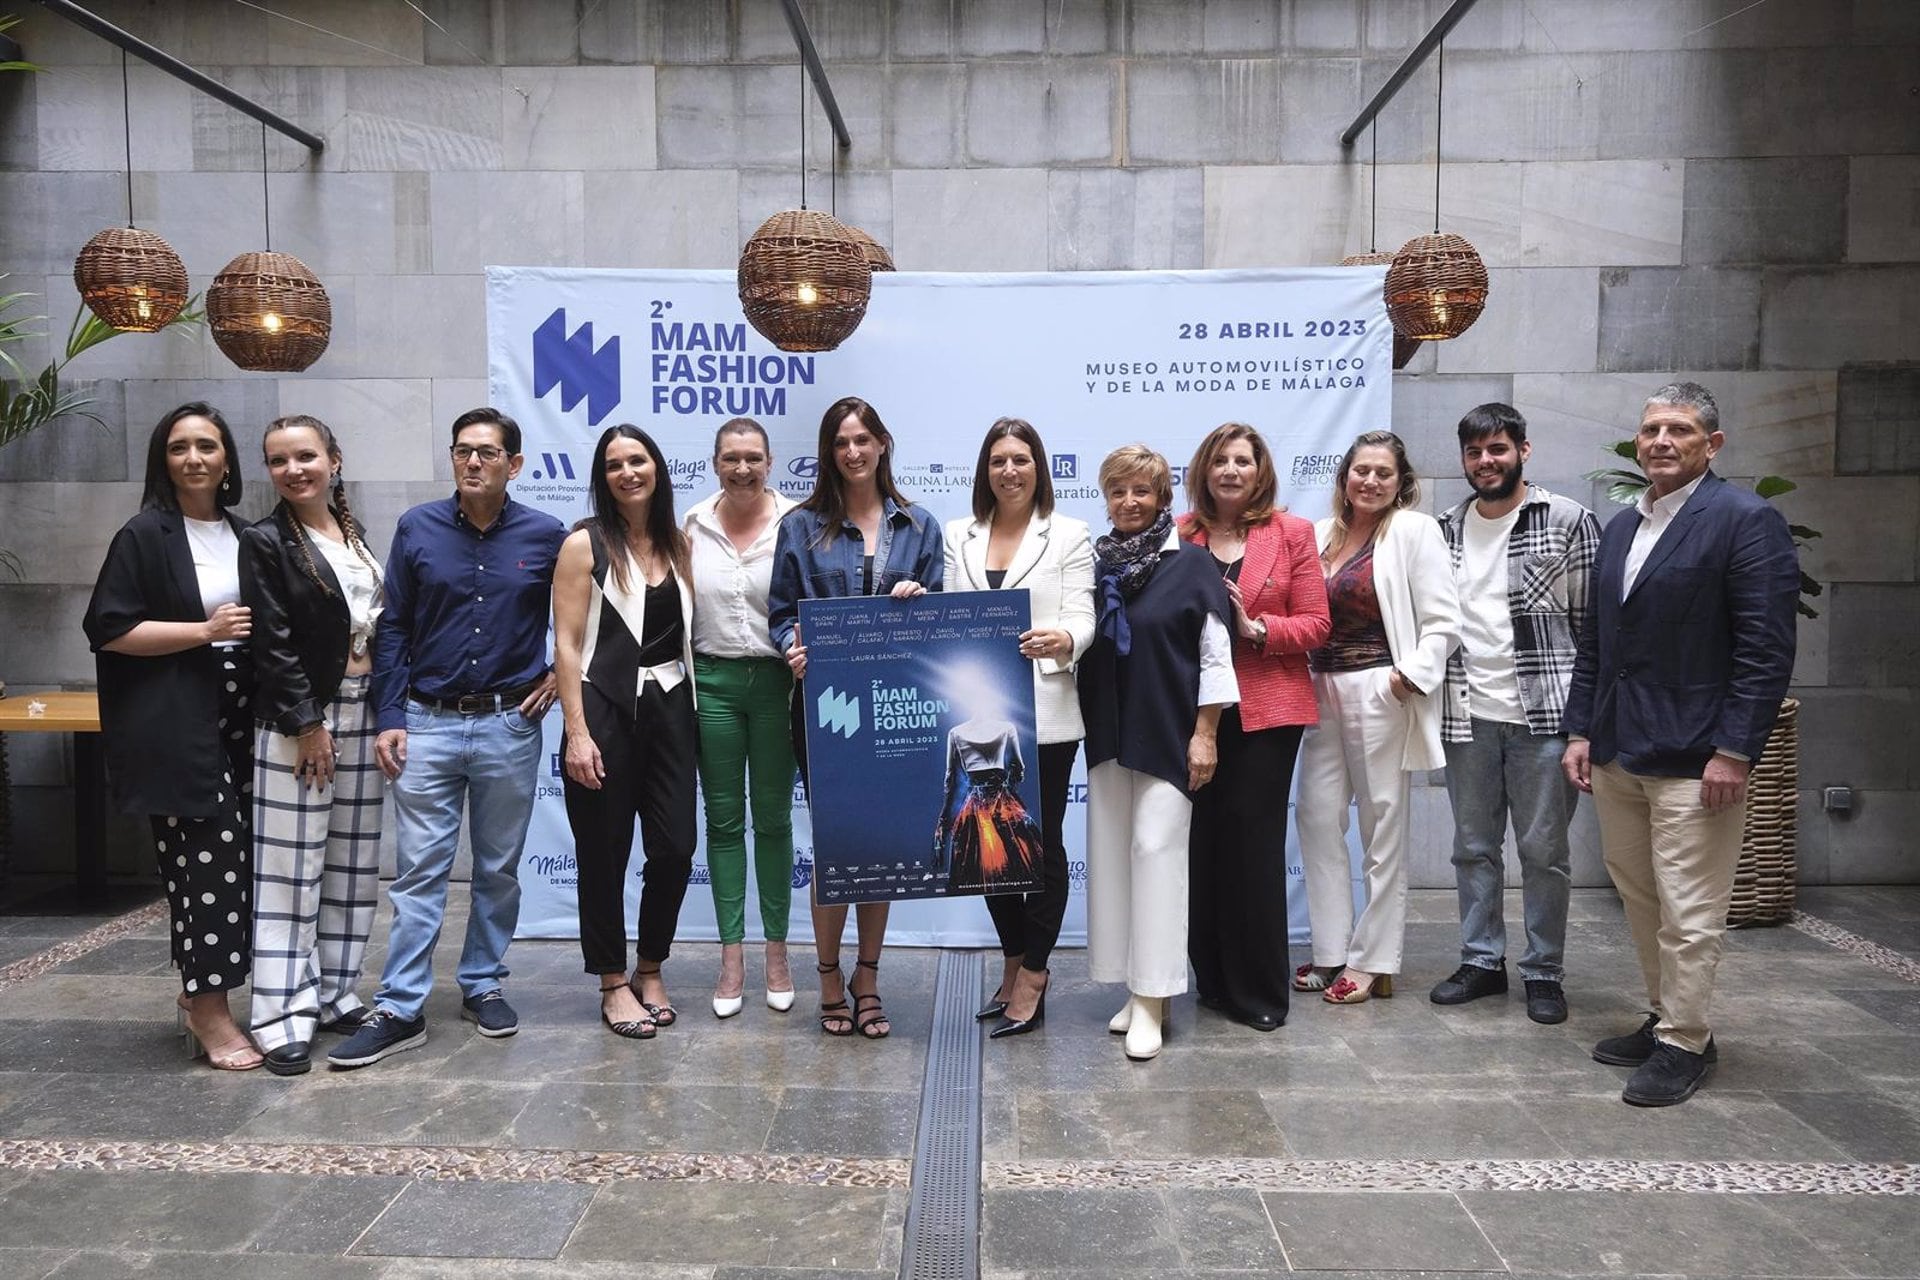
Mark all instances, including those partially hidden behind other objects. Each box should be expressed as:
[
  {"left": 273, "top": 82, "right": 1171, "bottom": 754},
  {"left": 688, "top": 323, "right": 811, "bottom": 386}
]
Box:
[{"left": 685, "top": 418, "right": 801, "bottom": 1018}]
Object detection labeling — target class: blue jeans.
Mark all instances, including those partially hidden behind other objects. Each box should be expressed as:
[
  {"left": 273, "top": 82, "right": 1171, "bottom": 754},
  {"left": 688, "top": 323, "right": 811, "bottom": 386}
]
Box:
[
  {"left": 374, "top": 701, "right": 544, "bottom": 1020},
  {"left": 1441, "top": 717, "right": 1575, "bottom": 981}
]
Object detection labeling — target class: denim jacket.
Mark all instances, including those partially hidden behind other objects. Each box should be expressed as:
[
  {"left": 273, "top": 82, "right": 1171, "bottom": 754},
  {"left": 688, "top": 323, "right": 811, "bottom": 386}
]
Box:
[{"left": 767, "top": 497, "right": 945, "bottom": 653}]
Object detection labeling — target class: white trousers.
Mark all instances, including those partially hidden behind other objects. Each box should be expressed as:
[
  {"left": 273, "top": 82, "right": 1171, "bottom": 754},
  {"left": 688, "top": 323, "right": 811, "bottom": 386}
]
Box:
[
  {"left": 1085, "top": 761, "right": 1192, "bottom": 998},
  {"left": 1295, "top": 667, "right": 1413, "bottom": 974}
]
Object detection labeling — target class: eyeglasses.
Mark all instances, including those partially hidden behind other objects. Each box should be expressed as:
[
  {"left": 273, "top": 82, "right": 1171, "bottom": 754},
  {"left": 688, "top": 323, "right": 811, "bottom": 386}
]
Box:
[{"left": 451, "top": 444, "right": 507, "bottom": 464}]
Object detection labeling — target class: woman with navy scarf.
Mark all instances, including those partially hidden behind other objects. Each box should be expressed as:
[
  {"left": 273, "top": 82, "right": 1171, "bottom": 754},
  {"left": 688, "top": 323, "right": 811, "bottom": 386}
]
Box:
[{"left": 1077, "top": 445, "right": 1239, "bottom": 1062}]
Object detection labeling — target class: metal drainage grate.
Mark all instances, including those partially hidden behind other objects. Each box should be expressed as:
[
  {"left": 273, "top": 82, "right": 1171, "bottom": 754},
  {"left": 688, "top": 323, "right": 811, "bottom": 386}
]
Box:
[{"left": 898, "top": 949, "right": 983, "bottom": 1280}]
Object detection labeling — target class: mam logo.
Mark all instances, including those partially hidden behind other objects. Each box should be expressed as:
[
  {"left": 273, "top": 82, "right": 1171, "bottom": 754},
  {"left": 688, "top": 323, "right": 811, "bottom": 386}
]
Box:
[
  {"left": 815, "top": 686, "right": 860, "bottom": 738},
  {"left": 1052, "top": 453, "right": 1078, "bottom": 480},
  {"left": 528, "top": 452, "right": 578, "bottom": 482},
  {"left": 532, "top": 308, "right": 621, "bottom": 426}
]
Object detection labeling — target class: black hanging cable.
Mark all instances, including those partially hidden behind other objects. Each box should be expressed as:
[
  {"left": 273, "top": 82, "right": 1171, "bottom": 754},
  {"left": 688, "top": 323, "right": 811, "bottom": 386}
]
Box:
[
  {"left": 120, "top": 50, "right": 134, "bottom": 225},
  {"left": 261, "top": 121, "right": 272, "bottom": 249},
  {"left": 798, "top": 57, "right": 808, "bottom": 210},
  {"left": 830, "top": 133, "right": 838, "bottom": 217},
  {"left": 1433, "top": 40, "right": 1444, "bottom": 233},
  {"left": 1369, "top": 123, "right": 1378, "bottom": 252}
]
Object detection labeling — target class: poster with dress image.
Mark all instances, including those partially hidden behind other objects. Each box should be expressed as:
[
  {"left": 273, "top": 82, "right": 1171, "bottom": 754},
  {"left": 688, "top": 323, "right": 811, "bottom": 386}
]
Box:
[{"left": 800, "top": 589, "right": 1043, "bottom": 905}]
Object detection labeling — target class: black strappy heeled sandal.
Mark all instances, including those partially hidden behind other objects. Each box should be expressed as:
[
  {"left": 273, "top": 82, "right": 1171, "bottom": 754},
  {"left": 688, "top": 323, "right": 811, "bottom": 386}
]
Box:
[
  {"left": 817, "top": 961, "right": 854, "bottom": 1037},
  {"left": 600, "top": 978, "right": 656, "bottom": 1040},
  {"left": 851, "top": 958, "right": 891, "bottom": 1041},
  {"left": 630, "top": 964, "right": 678, "bottom": 1028}
]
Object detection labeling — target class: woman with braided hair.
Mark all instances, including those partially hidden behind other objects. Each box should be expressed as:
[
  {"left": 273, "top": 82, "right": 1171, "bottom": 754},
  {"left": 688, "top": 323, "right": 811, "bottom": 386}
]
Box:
[{"left": 238, "top": 415, "right": 387, "bottom": 1076}]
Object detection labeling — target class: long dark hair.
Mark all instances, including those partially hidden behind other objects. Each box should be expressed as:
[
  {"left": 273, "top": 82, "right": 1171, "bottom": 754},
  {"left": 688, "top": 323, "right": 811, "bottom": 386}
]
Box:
[
  {"left": 141, "top": 401, "right": 242, "bottom": 513},
  {"left": 969, "top": 417, "right": 1056, "bottom": 523},
  {"left": 582, "top": 423, "right": 690, "bottom": 594},
  {"left": 262, "top": 414, "right": 379, "bottom": 599},
  {"left": 798, "top": 395, "right": 915, "bottom": 546},
  {"left": 1325, "top": 429, "right": 1420, "bottom": 562}
]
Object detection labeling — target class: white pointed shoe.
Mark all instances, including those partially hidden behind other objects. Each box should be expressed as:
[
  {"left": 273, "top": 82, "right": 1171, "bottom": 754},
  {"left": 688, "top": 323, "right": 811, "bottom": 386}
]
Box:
[
  {"left": 712, "top": 993, "right": 743, "bottom": 1019},
  {"left": 765, "top": 986, "right": 795, "bottom": 1012}
]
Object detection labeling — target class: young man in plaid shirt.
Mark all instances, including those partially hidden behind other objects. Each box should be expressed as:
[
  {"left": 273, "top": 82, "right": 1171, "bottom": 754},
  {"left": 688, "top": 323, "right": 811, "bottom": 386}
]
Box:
[{"left": 1430, "top": 403, "right": 1601, "bottom": 1025}]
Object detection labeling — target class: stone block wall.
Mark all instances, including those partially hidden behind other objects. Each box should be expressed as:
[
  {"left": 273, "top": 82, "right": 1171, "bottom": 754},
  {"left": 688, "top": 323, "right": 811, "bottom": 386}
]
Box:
[{"left": 1, "top": 0, "right": 1915, "bottom": 885}]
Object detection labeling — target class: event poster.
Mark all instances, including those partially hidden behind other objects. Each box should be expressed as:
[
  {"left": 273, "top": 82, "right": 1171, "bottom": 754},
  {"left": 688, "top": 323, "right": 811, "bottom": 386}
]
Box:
[
  {"left": 800, "top": 590, "right": 1042, "bottom": 905},
  {"left": 487, "top": 265, "right": 1390, "bottom": 943}
]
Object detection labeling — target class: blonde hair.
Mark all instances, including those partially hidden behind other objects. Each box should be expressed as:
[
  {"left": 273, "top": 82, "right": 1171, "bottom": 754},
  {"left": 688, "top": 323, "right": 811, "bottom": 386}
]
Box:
[
  {"left": 1324, "top": 430, "right": 1420, "bottom": 563},
  {"left": 1097, "top": 444, "right": 1174, "bottom": 511}
]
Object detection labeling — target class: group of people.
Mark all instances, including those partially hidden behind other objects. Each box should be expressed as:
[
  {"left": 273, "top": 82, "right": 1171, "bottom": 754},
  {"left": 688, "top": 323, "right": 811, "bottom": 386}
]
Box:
[{"left": 87, "top": 378, "right": 1798, "bottom": 1107}]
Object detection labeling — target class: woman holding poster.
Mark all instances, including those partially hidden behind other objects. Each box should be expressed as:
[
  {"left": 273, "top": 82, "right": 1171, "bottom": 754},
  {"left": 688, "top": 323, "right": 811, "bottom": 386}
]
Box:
[
  {"left": 1078, "top": 445, "right": 1239, "bottom": 1062},
  {"left": 685, "top": 418, "right": 800, "bottom": 1020},
  {"left": 553, "top": 424, "right": 699, "bottom": 1041},
  {"left": 944, "top": 418, "right": 1096, "bottom": 1039},
  {"left": 1296, "top": 431, "right": 1461, "bottom": 1005},
  {"left": 769, "top": 396, "right": 944, "bottom": 1040},
  {"left": 1178, "top": 423, "right": 1330, "bottom": 1033}
]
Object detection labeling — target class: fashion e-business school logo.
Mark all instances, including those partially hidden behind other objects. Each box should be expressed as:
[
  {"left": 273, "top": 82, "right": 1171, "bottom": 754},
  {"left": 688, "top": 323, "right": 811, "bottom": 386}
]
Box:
[{"left": 532, "top": 307, "right": 621, "bottom": 426}]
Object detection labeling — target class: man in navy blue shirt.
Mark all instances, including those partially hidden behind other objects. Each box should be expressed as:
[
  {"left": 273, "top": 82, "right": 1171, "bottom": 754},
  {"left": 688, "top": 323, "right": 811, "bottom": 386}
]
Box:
[{"left": 331, "top": 408, "right": 567, "bottom": 1069}]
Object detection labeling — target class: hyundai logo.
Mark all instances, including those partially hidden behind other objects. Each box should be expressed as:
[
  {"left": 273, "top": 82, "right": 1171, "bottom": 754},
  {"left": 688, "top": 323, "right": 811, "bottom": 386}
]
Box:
[{"left": 789, "top": 456, "right": 819, "bottom": 479}]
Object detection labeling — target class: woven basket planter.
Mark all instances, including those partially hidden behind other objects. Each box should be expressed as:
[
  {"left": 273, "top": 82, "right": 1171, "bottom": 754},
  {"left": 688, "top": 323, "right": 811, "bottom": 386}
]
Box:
[
  {"left": 1728, "top": 697, "right": 1800, "bottom": 928},
  {"left": 207, "top": 250, "right": 332, "bottom": 372},
  {"left": 738, "top": 209, "right": 872, "bottom": 353},
  {"left": 1385, "top": 232, "right": 1488, "bottom": 341},
  {"left": 847, "top": 224, "right": 895, "bottom": 272},
  {"left": 73, "top": 226, "right": 190, "bottom": 332},
  {"left": 1341, "top": 250, "right": 1421, "bottom": 368}
]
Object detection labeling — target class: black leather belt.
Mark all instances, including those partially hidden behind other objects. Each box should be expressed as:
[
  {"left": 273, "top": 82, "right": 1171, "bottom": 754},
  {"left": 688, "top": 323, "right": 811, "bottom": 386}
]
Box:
[{"left": 409, "top": 681, "right": 539, "bottom": 716}]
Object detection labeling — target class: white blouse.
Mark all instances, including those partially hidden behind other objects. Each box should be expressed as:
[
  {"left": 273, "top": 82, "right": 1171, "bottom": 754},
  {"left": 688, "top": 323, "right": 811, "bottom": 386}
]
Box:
[
  {"left": 182, "top": 516, "right": 242, "bottom": 645},
  {"left": 684, "top": 489, "right": 797, "bottom": 660},
  {"left": 312, "top": 531, "right": 385, "bottom": 658}
]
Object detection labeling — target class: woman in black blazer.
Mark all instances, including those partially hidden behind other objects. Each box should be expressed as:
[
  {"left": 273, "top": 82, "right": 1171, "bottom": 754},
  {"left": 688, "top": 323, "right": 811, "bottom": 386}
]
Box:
[
  {"left": 238, "top": 415, "right": 386, "bottom": 1077},
  {"left": 83, "top": 402, "right": 260, "bottom": 1071}
]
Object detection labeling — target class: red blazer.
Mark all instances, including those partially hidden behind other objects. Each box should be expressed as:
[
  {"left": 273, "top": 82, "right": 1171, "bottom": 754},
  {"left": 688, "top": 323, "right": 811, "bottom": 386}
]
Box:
[{"left": 1181, "top": 511, "right": 1331, "bottom": 730}]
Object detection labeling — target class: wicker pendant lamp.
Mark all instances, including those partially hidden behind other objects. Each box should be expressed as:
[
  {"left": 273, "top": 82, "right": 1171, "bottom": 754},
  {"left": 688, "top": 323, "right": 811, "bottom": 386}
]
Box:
[
  {"left": 74, "top": 54, "right": 188, "bottom": 332},
  {"left": 847, "top": 223, "right": 895, "bottom": 273},
  {"left": 737, "top": 60, "right": 871, "bottom": 352},
  {"left": 1385, "top": 39, "right": 1487, "bottom": 343},
  {"left": 1341, "top": 249, "right": 1422, "bottom": 370},
  {"left": 738, "top": 209, "right": 871, "bottom": 352},
  {"left": 207, "top": 123, "right": 330, "bottom": 372}
]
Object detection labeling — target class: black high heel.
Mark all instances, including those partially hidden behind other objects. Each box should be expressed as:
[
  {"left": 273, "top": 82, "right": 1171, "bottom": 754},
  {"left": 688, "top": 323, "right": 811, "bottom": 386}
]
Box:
[
  {"left": 974, "top": 995, "right": 1010, "bottom": 1021},
  {"left": 989, "top": 971, "right": 1048, "bottom": 1039}
]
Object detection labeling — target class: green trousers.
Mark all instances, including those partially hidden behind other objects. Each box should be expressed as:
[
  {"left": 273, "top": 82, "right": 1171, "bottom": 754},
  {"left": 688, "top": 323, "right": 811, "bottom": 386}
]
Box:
[{"left": 694, "top": 654, "right": 797, "bottom": 943}]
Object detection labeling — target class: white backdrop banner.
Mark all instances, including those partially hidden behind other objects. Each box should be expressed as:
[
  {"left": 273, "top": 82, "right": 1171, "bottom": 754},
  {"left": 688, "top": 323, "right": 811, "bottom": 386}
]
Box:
[{"left": 487, "top": 266, "right": 1390, "bottom": 945}]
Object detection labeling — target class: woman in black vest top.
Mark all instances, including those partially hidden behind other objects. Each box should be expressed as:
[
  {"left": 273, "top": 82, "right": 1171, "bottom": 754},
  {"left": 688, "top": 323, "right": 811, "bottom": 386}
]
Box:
[
  {"left": 553, "top": 424, "right": 699, "bottom": 1041},
  {"left": 1078, "top": 446, "right": 1239, "bottom": 1062}
]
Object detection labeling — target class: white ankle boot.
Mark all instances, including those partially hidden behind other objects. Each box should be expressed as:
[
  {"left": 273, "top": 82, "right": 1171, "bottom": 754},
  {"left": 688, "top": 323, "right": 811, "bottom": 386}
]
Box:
[
  {"left": 1108, "top": 998, "right": 1134, "bottom": 1034},
  {"left": 1122, "top": 994, "right": 1167, "bottom": 1061}
]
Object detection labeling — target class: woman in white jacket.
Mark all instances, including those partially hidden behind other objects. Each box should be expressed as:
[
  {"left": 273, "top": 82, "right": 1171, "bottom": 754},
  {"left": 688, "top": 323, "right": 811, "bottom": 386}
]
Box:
[
  {"left": 944, "top": 418, "right": 1096, "bottom": 1038},
  {"left": 1296, "top": 431, "right": 1462, "bottom": 1005}
]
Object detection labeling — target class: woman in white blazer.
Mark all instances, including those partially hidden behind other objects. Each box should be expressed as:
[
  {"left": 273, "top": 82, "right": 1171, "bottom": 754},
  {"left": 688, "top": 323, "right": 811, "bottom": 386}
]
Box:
[
  {"left": 944, "top": 418, "right": 1096, "bottom": 1038},
  {"left": 1296, "top": 431, "right": 1462, "bottom": 1004}
]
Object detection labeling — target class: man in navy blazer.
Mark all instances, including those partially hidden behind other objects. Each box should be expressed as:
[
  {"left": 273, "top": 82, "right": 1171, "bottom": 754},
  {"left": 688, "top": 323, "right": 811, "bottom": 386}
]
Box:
[{"left": 1562, "top": 381, "right": 1799, "bottom": 1107}]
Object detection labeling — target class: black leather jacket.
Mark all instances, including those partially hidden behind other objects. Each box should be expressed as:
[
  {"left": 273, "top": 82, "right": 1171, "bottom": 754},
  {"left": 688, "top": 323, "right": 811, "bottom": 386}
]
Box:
[{"left": 238, "top": 506, "right": 376, "bottom": 736}]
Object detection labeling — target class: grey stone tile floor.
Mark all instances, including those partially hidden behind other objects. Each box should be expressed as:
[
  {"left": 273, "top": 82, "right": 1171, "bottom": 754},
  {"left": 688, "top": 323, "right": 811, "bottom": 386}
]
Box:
[{"left": 0, "top": 884, "right": 1913, "bottom": 1278}]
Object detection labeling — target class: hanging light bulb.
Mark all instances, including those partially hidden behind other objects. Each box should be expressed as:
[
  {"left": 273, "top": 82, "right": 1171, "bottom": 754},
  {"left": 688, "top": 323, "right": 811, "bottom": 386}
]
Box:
[{"left": 795, "top": 281, "right": 819, "bottom": 306}]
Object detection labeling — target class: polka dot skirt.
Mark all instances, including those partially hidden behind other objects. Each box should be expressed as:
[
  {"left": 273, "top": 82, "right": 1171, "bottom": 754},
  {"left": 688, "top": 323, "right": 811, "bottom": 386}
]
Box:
[{"left": 150, "top": 649, "right": 254, "bottom": 994}]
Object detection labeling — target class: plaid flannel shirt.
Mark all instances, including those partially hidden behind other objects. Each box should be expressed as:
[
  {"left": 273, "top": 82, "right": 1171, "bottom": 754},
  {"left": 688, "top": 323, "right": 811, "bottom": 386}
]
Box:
[{"left": 1438, "top": 483, "right": 1601, "bottom": 743}]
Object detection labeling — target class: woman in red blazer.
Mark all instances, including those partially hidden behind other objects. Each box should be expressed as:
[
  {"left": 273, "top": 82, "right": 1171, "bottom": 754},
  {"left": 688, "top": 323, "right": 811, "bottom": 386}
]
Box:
[{"left": 1178, "top": 423, "right": 1331, "bottom": 1030}]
